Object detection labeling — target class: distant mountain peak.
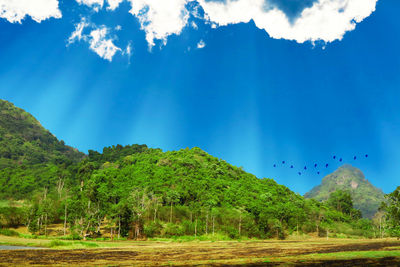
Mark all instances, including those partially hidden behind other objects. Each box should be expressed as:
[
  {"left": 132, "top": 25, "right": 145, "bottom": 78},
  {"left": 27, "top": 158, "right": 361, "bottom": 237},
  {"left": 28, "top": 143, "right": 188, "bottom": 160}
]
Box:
[{"left": 305, "top": 164, "right": 384, "bottom": 218}]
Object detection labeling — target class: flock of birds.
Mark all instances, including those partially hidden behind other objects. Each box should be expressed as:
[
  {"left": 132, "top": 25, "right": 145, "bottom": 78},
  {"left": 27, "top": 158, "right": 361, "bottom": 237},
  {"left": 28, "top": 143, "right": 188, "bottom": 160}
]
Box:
[{"left": 273, "top": 154, "right": 369, "bottom": 176}]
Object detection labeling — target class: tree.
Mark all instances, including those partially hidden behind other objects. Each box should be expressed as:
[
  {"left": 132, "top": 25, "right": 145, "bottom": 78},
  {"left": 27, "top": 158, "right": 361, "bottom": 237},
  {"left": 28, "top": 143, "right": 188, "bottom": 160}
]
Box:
[
  {"left": 327, "top": 190, "right": 354, "bottom": 215},
  {"left": 129, "top": 188, "right": 151, "bottom": 239},
  {"left": 382, "top": 186, "right": 400, "bottom": 238}
]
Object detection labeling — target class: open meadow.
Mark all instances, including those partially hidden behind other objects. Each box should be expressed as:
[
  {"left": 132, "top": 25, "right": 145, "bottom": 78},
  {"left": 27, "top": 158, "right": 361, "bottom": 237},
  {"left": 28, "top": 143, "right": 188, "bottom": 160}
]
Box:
[{"left": 1, "top": 236, "right": 400, "bottom": 266}]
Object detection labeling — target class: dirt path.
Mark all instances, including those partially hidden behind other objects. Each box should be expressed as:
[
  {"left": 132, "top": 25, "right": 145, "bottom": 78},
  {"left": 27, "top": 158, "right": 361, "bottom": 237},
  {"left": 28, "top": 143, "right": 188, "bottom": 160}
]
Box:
[{"left": 0, "top": 239, "right": 399, "bottom": 266}]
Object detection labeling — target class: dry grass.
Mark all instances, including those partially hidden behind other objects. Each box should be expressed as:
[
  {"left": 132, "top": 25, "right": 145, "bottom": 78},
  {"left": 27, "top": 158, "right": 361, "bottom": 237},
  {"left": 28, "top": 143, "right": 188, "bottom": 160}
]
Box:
[{"left": 1, "top": 236, "right": 400, "bottom": 266}]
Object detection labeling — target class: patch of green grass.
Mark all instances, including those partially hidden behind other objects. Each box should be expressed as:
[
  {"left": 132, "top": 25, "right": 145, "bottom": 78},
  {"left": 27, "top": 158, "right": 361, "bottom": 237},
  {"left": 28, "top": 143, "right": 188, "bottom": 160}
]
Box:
[
  {"left": 296, "top": 250, "right": 400, "bottom": 262},
  {"left": 47, "top": 240, "right": 100, "bottom": 248},
  {"left": 0, "top": 228, "right": 20, "bottom": 237},
  {"left": 48, "top": 240, "right": 71, "bottom": 247},
  {"left": 149, "top": 233, "right": 253, "bottom": 242}
]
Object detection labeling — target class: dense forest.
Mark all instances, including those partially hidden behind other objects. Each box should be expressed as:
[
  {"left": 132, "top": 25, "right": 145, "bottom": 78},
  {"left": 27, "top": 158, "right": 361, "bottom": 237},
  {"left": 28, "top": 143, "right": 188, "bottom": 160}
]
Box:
[{"left": 0, "top": 99, "right": 399, "bottom": 241}]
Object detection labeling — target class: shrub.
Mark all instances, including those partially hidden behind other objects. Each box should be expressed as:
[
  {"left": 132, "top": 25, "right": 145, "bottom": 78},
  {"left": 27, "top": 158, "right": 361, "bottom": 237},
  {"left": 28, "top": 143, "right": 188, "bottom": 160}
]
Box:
[{"left": 0, "top": 228, "right": 20, "bottom": 237}]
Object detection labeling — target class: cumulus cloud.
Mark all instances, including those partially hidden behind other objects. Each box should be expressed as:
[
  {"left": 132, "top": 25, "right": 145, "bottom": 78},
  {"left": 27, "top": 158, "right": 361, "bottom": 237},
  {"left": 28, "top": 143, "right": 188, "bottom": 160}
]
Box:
[
  {"left": 0, "top": 0, "right": 61, "bottom": 23},
  {"left": 198, "top": 0, "right": 379, "bottom": 44},
  {"left": 127, "top": 0, "right": 190, "bottom": 48},
  {"left": 89, "top": 27, "right": 121, "bottom": 61},
  {"left": 68, "top": 19, "right": 122, "bottom": 61},
  {"left": 197, "top": 39, "right": 205, "bottom": 49},
  {"left": 94, "top": 0, "right": 378, "bottom": 47},
  {"left": 2, "top": 0, "right": 379, "bottom": 62},
  {"left": 107, "top": 0, "right": 124, "bottom": 10}
]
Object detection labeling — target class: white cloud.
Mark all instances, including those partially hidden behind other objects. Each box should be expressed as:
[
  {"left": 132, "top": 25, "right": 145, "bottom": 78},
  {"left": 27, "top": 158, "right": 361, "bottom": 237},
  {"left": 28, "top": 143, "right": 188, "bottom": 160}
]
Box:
[
  {"left": 68, "top": 19, "right": 122, "bottom": 61},
  {"left": 89, "top": 27, "right": 121, "bottom": 61},
  {"left": 0, "top": 0, "right": 61, "bottom": 23},
  {"left": 127, "top": 0, "right": 190, "bottom": 48},
  {"left": 198, "top": 0, "right": 379, "bottom": 44},
  {"left": 191, "top": 21, "right": 198, "bottom": 30},
  {"left": 76, "top": 0, "right": 104, "bottom": 11},
  {"left": 197, "top": 39, "right": 205, "bottom": 49},
  {"left": 125, "top": 42, "right": 132, "bottom": 56},
  {"left": 68, "top": 19, "right": 89, "bottom": 44},
  {"left": 107, "top": 0, "right": 124, "bottom": 10}
]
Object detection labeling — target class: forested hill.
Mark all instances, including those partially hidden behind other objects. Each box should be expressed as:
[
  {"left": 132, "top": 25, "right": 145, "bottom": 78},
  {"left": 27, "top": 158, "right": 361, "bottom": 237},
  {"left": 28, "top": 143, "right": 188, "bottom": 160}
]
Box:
[
  {"left": 304, "top": 165, "right": 385, "bottom": 218},
  {"left": 0, "top": 100, "right": 376, "bottom": 239},
  {"left": 0, "top": 99, "right": 84, "bottom": 168}
]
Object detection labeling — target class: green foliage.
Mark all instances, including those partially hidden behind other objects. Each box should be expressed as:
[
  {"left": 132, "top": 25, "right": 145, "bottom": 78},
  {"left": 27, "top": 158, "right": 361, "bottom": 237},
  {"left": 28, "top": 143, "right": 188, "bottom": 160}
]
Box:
[
  {"left": 0, "top": 100, "right": 84, "bottom": 198},
  {"left": 0, "top": 100, "right": 389, "bottom": 240},
  {"left": 0, "top": 228, "right": 20, "bottom": 237},
  {"left": 382, "top": 186, "right": 400, "bottom": 238}
]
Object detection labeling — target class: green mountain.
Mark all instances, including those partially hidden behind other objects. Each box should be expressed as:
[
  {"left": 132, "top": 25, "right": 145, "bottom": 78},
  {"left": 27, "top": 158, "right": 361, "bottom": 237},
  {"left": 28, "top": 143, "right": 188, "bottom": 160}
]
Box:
[
  {"left": 0, "top": 100, "right": 379, "bottom": 239},
  {"left": 0, "top": 100, "right": 85, "bottom": 198},
  {"left": 0, "top": 99, "right": 84, "bottom": 168},
  {"left": 304, "top": 164, "right": 385, "bottom": 218}
]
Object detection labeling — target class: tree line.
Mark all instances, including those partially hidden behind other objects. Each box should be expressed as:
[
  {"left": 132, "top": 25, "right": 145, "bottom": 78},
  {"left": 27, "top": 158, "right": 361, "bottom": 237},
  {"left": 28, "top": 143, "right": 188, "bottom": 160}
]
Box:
[{"left": 0, "top": 145, "right": 399, "bottom": 240}]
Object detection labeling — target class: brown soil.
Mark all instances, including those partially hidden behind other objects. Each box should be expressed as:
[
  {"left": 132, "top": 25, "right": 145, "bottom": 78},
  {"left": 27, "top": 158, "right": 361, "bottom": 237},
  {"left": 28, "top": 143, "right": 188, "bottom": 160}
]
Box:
[{"left": 1, "top": 240, "right": 399, "bottom": 266}]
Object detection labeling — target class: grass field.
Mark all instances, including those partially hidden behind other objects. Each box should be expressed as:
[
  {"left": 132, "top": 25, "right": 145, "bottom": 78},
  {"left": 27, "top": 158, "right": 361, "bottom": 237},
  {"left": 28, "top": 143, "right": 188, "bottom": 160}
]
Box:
[{"left": 1, "top": 235, "right": 400, "bottom": 266}]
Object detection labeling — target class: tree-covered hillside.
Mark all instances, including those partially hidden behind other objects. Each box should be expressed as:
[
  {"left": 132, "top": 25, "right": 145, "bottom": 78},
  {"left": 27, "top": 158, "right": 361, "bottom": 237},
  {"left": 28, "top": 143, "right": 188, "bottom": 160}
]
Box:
[
  {"left": 11, "top": 145, "right": 373, "bottom": 240},
  {"left": 0, "top": 100, "right": 384, "bottom": 240},
  {"left": 0, "top": 99, "right": 84, "bottom": 168},
  {"left": 304, "top": 165, "right": 385, "bottom": 218},
  {"left": 0, "top": 99, "right": 85, "bottom": 198}
]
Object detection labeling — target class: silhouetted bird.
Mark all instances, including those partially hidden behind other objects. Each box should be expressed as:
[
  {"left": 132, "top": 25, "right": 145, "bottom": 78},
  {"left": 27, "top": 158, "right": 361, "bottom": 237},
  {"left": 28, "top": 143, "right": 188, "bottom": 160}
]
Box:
[
  {"left": 317, "top": 171, "right": 320, "bottom": 175},
  {"left": 304, "top": 166, "right": 307, "bottom": 170},
  {"left": 273, "top": 164, "right": 276, "bottom": 168},
  {"left": 354, "top": 156, "right": 357, "bottom": 160},
  {"left": 339, "top": 158, "right": 343, "bottom": 162},
  {"left": 365, "top": 154, "right": 369, "bottom": 158},
  {"left": 290, "top": 165, "right": 294, "bottom": 169},
  {"left": 314, "top": 164, "right": 317, "bottom": 168},
  {"left": 333, "top": 155, "right": 336, "bottom": 159},
  {"left": 282, "top": 161, "right": 285, "bottom": 164},
  {"left": 325, "top": 164, "right": 329, "bottom": 168},
  {"left": 298, "top": 172, "right": 301, "bottom": 176}
]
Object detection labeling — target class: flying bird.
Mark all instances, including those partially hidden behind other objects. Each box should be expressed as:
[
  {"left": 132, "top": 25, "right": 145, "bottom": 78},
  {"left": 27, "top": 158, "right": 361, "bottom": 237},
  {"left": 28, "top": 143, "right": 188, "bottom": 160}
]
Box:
[
  {"left": 290, "top": 165, "right": 294, "bottom": 169},
  {"left": 354, "top": 156, "right": 357, "bottom": 160},
  {"left": 273, "top": 164, "right": 276, "bottom": 167},
  {"left": 317, "top": 171, "right": 320, "bottom": 175},
  {"left": 298, "top": 172, "right": 302, "bottom": 176},
  {"left": 282, "top": 161, "right": 285, "bottom": 164},
  {"left": 304, "top": 166, "right": 307, "bottom": 170},
  {"left": 365, "top": 154, "right": 369, "bottom": 158},
  {"left": 314, "top": 163, "right": 317, "bottom": 168},
  {"left": 339, "top": 158, "right": 343, "bottom": 162},
  {"left": 325, "top": 164, "right": 329, "bottom": 168},
  {"left": 333, "top": 155, "right": 336, "bottom": 159}
]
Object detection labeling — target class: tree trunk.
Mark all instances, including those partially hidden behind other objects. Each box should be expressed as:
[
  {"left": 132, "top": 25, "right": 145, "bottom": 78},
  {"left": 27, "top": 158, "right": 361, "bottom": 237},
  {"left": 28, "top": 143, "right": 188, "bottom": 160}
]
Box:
[
  {"left": 206, "top": 212, "right": 208, "bottom": 235},
  {"left": 134, "top": 221, "right": 141, "bottom": 239},
  {"left": 170, "top": 202, "right": 173, "bottom": 223},
  {"left": 44, "top": 213, "right": 48, "bottom": 236},
  {"left": 118, "top": 215, "right": 121, "bottom": 239},
  {"left": 212, "top": 216, "right": 215, "bottom": 236},
  {"left": 195, "top": 218, "right": 197, "bottom": 237},
  {"left": 64, "top": 202, "right": 67, "bottom": 236}
]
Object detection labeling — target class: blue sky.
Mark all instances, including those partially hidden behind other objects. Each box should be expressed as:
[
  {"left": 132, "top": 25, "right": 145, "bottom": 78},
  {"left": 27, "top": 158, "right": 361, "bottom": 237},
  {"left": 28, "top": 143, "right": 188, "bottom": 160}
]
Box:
[{"left": 0, "top": 0, "right": 399, "bottom": 195}]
